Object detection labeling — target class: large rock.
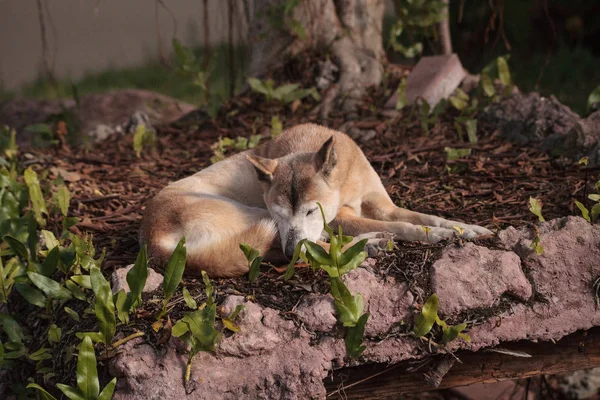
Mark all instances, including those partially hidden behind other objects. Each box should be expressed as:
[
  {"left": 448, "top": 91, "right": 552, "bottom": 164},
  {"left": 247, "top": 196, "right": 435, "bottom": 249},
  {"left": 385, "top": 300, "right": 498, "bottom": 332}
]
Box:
[
  {"left": 480, "top": 92, "right": 580, "bottom": 144},
  {"left": 562, "top": 110, "right": 600, "bottom": 165},
  {"left": 431, "top": 243, "right": 532, "bottom": 316},
  {"left": 0, "top": 89, "right": 195, "bottom": 146},
  {"left": 111, "top": 217, "right": 600, "bottom": 398}
]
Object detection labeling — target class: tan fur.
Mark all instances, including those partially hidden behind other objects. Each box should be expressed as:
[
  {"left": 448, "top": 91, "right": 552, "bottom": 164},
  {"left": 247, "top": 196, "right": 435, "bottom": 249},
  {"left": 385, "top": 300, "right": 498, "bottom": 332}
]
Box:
[{"left": 141, "top": 123, "right": 492, "bottom": 277}]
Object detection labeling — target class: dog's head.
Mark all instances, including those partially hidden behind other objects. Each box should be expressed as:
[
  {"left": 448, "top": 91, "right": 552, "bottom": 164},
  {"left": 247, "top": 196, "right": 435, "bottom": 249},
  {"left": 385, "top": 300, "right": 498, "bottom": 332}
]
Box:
[{"left": 246, "top": 136, "right": 340, "bottom": 258}]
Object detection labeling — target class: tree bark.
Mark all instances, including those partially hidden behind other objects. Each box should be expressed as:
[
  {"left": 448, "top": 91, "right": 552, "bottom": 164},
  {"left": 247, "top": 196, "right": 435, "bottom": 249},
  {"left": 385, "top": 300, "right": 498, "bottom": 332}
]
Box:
[{"left": 248, "top": 0, "right": 386, "bottom": 115}]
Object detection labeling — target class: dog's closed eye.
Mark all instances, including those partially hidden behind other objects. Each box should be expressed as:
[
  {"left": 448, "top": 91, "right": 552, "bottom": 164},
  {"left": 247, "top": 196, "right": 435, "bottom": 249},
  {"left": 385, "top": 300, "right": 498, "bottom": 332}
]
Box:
[{"left": 306, "top": 207, "right": 318, "bottom": 216}]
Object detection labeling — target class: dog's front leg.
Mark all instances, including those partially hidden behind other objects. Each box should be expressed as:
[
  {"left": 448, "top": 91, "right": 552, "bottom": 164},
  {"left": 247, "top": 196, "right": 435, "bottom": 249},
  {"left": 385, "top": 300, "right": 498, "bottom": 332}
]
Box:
[
  {"left": 361, "top": 193, "right": 493, "bottom": 240},
  {"left": 329, "top": 206, "right": 459, "bottom": 244}
]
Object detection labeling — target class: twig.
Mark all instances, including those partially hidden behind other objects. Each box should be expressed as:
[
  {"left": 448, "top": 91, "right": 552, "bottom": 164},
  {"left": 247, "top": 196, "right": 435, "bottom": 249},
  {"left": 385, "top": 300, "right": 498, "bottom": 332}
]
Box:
[{"left": 78, "top": 194, "right": 120, "bottom": 203}]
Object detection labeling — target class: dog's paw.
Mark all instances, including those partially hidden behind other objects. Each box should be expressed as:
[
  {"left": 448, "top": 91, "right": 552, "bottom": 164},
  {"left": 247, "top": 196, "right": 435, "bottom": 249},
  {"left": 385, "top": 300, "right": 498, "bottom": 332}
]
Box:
[{"left": 425, "top": 227, "right": 458, "bottom": 243}]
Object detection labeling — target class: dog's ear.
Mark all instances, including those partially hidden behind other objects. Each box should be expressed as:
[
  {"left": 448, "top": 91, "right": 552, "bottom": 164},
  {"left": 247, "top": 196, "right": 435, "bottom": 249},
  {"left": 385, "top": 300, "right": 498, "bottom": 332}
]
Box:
[
  {"left": 315, "top": 136, "right": 336, "bottom": 176},
  {"left": 246, "top": 154, "right": 278, "bottom": 182}
]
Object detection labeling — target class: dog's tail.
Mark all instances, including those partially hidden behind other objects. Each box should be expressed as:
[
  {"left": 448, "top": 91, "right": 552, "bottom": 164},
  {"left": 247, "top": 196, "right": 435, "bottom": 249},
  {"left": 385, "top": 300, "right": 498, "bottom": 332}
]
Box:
[{"left": 144, "top": 219, "right": 278, "bottom": 278}]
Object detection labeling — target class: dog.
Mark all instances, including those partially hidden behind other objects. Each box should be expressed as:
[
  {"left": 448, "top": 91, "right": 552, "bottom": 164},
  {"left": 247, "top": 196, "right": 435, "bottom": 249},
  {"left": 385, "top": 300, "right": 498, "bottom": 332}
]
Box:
[{"left": 140, "top": 124, "right": 492, "bottom": 277}]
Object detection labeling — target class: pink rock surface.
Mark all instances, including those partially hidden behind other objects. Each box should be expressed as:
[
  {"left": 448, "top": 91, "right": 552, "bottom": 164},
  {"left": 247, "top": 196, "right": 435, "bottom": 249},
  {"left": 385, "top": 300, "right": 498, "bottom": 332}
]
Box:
[
  {"left": 385, "top": 54, "right": 466, "bottom": 108},
  {"left": 343, "top": 268, "right": 414, "bottom": 336},
  {"left": 431, "top": 243, "right": 533, "bottom": 317},
  {"left": 112, "top": 216, "right": 600, "bottom": 399},
  {"left": 111, "top": 264, "right": 164, "bottom": 294}
]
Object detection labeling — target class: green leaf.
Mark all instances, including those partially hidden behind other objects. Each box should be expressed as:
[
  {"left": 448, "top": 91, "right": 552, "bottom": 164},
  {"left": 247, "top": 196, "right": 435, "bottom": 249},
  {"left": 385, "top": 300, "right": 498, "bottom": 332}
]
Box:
[
  {"left": 75, "top": 336, "right": 100, "bottom": 399},
  {"left": 304, "top": 241, "right": 332, "bottom": 266},
  {"left": 442, "top": 322, "right": 467, "bottom": 343},
  {"left": 26, "top": 383, "right": 58, "bottom": 400},
  {"left": 162, "top": 237, "right": 186, "bottom": 304},
  {"left": 15, "top": 283, "right": 46, "bottom": 307},
  {"left": 591, "top": 203, "right": 600, "bottom": 222},
  {"left": 28, "top": 271, "right": 72, "bottom": 300},
  {"left": 413, "top": 293, "right": 438, "bottom": 337},
  {"left": 330, "top": 278, "right": 363, "bottom": 327},
  {"left": 3, "top": 235, "right": 29, "bottom": 260},
  {"left": 449, "top": 88, "right": 469, "bottom": 111},
  {"left": 497, "top": 56, "right": 512, "bottom": 87},
  {"left": 588, "top": 85, "right": 600, "bottom": 111},
  {"left": 97, "top": 378, "right": 118, "bottom": 400},
  {"left": 56, "top": 185, "right": 71, "bottom": 216},
  {"left": 114, "top": 289, "right": 129, "bottom": 324},
  {"left": 395, "top": 77, "right": 407, "bottom": 110},
  {"left": 24, "top": 123, "right": 53, "bottom": 135},
  {"left": 575, "top": 200, "right": 591, "bottom": 222},
  {"left": 40, "top": 246, "right": 60, "bottom": 277},
  {"left": 589, "top": 194, "right": 600, "bottom": 202},
  {"left": 481, "top": 72, "right": 495, "bottom": 97},
  {"left": 531, "top": 236, "right": 544, "bottom": 255},
  {"left": 339, "top": 239, "right": 368, "bottom": 275},
  {"left": 182, "top": 287, "right": 198, "bottom": 310},
  {"left": 578, "top": 157, "right": 589, "bottom": 167},
  {"left": 248, "top": 256, "right": 262, "bottom": 283},
  {"left": 90, "top": 266, "right": 116, "bottom": 345},
  {"left": 28, "top": 347, "right": 52, "bottom": 361},
  {"left": 528, "top": 197, "right": 545, "bottom": 222},
  {"left": 42, "top": 229, "right": 60, "bottom": 251},
  {"left": 444, "top": 147, "right": 471, "bottom": 161},
  {"left": 201, "top": 270, "right": 214, "bottom": 307},
  {"left": 283, "top": 239, "right": 307, "bottom": 281},
  {"left": 271, "top": 115, "right": 283, "bottom": 137},
  {"left": 171, "top": 320, "right": 189, "bottom": 337},
  {"left": 239, "top": 243, "right": 259, "bottom": 262},
  {"left": 465, "top": 119, "right": 478, "bottom": 144},
  {"left": 247, "top": 77, "right": 269, "bottom": 97},
  {"left": 125, "top": 245, "right": 148, "bottom": 311},
  {"left": 71, "top": 275, "right": 92, "bottom": 289},
  {"left": 56, "top": 384, "right": 85, "bottom": 400},
  {"left": 0, "top": 314, "right": 25, "bottom": 343},
  {"left": 24, "top": 168, "right": 48, "bottom": 226},
  {"left": 183, "top": 306, "right": 222, "bottom": 353},
  {"left": 64, "top": 306, "right": 81, "bottom": 322},
  {"left": 48, "top": 323, "right": 62, "bottom": 345},
  {"left": 345, "top": 313, "right": 369, "bottom": 359}
]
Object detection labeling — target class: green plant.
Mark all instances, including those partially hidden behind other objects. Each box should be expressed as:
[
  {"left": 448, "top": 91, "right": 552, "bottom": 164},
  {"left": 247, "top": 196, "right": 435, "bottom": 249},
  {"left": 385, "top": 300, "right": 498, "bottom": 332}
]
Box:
[
  {"left": 28, "top": 336, "right": 117, "bottom": 400},
  {"left": 271, "top": 115, "right": 283, "bottom": 137},
  {"left": 172, "top": 271, "right": 223, "bottom": 384},
  {"left": 240, "top": 243, "right": 263, "bottom": 283},
  {"left": 285, "top": 203, "right": 369, "bottom": 358},
  {"left": 172, "top": 38, "right": 209, "bottom": 94},
  {"left": 388, "top": 0, "right": 446, "bottom": 58},
  {"left": 210, "top": 135, "right": 263, "bottom": 164},
  {"left": 160, "top": 237, "right": 186, "bottom": 315},
  {"left": 574, "top": 157, "right": 600, "bottom": 222},
  {"left": 416, "top": 99, "right": 447, "bottom": 136},
  {"left": 132, "top": 123, "right": 157, "bottom": 158},
  {"left": 247, "top": 77, "right": 319, "bottom": 105},
  {"left": 528, "top": 197, "right": 545, "bottom": 222},
  {"left": 588, "top": 85, "right": 600, "bottom": 112},
  {"left": 266, "top": 0, "right": 306, "bottom": 40},
  {"left": 412, "top": 294, "right": 470, "bottom": 344}
]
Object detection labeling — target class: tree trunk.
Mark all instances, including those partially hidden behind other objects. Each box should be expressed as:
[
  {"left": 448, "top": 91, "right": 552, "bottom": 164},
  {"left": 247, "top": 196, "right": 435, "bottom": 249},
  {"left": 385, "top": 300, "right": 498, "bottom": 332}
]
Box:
[{"left": 248, "top": 0, "right": 386, "bottom": 116}]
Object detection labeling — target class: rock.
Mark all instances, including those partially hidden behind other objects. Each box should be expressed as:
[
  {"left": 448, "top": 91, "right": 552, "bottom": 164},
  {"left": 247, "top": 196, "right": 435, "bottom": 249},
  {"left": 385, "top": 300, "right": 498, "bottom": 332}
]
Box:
[
  {"left": 454, "top": 217, "right": 600, "bottom": 351},
  {"left": 295, "top": 294, "right": 337, "bottom": 332},
  {"left": 0, "top": 89, "right": 196, "bottom": 146},
  {"left": 480, "top": 91, "right": 580, "bottom": 144},
  {"left": 110, "top": 217, "right": 600, "bottom": 398},
  {"left": 385, "top": 54, "right": 466, "bottom": 108},
  {"left": 562, "top": 110, "right": 600, "bottom": 166},
  {"left": 343, "top": 268, "right": 414, "bottom": 336},
  {"left": 111, "top": 264, "right": 164, "bottom": 294},
  {"left": 111, "top": 299, "right": 335, "bottom": 400},
  {"left": 431, "top": 243, "right": 532, "bottom": 316}
]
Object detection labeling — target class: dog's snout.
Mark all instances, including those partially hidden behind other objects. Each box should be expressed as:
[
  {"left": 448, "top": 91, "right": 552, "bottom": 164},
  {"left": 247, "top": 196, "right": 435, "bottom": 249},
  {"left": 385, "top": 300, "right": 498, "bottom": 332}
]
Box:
[{"left": 284, "top": 229, "right": 299, "bottom": 259}]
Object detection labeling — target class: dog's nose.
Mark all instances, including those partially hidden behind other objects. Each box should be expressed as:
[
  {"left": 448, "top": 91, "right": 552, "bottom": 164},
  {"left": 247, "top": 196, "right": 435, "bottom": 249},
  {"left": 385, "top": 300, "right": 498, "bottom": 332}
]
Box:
[{"left": 284, "top": 243, "right": 296, "bottom": 259}]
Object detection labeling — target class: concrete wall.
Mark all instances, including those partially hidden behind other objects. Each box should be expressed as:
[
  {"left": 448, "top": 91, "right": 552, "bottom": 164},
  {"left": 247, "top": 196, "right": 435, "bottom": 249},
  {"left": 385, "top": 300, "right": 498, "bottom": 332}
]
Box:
[{"left": 0, "top": 0, "right": 251, "bottom": 90}]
